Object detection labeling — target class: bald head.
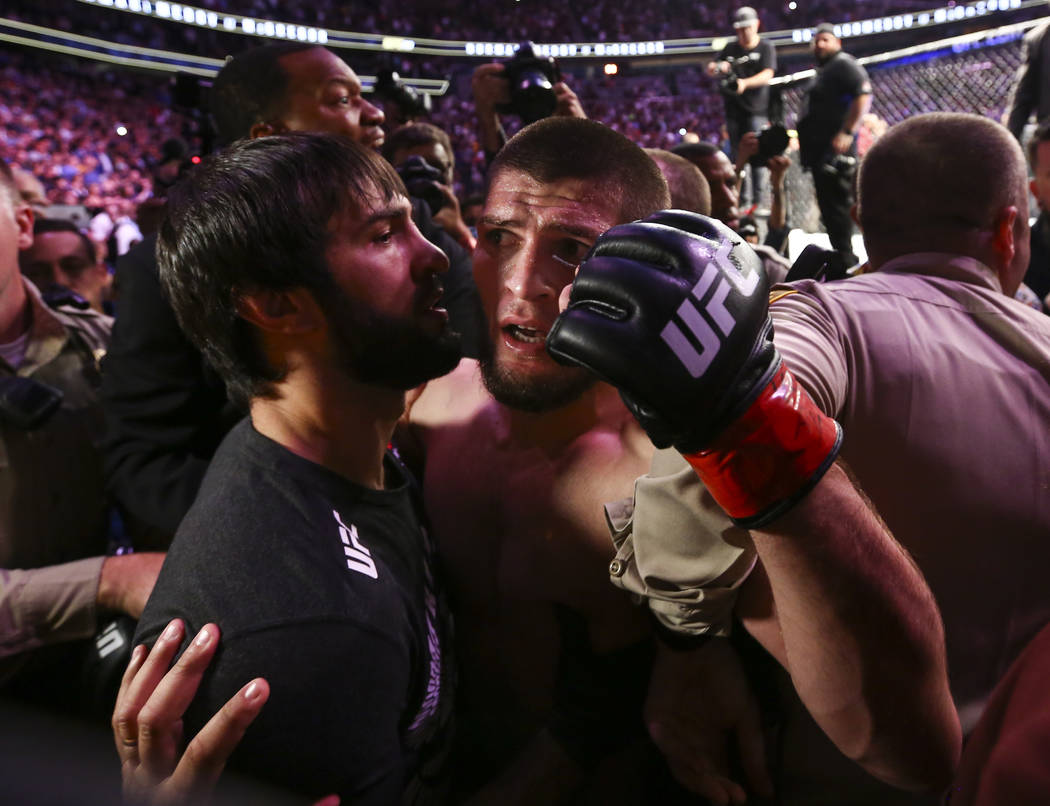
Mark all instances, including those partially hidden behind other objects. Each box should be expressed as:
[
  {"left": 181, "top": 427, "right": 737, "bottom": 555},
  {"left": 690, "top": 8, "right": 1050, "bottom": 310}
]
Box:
[
  {"left": 858, "top": 113, "right": 1028, "bottom": 277},
  {"left": 646, "top": 149, "right": 712, "bottom": 216}
]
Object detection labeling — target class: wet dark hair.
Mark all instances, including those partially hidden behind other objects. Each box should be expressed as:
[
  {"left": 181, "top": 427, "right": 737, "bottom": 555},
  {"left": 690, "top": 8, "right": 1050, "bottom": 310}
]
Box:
[
  {"left": 157, "top": 132, "right": 405, "bottom": 406},
  {"left": 490, "top": 117, "right": 669, "bottom": 223}
]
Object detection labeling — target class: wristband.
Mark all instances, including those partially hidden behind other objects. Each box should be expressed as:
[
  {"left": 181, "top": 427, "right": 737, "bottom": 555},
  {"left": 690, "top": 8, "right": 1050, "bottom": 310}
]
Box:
[{"left": 681, "top": 362, "right": 842, "bottom": 529}]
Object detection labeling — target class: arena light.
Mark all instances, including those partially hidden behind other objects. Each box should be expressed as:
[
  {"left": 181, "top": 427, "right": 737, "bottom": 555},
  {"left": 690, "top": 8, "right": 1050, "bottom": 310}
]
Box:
[
  {"left": 0, "top": 17, "right": 447, "bottom": 96},
  {"left": 115, "top": 125, "right": 128, "bottom": 136},
  {"left": 62, "top": 0, "right": 1048, "bottom": 59},
  {"left": 604, "top": 63, "right": 618, "bottom": 75}
]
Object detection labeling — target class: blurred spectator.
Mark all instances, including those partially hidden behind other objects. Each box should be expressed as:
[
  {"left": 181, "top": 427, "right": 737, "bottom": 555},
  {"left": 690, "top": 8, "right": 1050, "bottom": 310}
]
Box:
[
  {"left": 645, "top": 148, "right": 712, "bottom": 214},
  {"left": 10, "top": 167, "right": 48, "bottom": 214},
  {"left": 382, "top": 122, "right": 475, "bottom": 249},
  {"left": 797, "top": 23, "right": 872, "bottom": 267},
  {"left": 19, "top": 218, "right": 112, "bottom": 314},
  {"left": 1005, "top": 16, "right": 1050, "bottom": 141},
  {"left": 1023, "top": 120, "right": 1050, "bottom": 311},
  {"left": 0, "top": 159, "right": 163, "bottom": 715}
]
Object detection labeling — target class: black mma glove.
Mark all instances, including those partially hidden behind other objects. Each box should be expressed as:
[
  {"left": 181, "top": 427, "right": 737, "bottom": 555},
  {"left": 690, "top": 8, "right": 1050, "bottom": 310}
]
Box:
[{"left": 547, "top": 210, "right": 841, "bottom": 529}]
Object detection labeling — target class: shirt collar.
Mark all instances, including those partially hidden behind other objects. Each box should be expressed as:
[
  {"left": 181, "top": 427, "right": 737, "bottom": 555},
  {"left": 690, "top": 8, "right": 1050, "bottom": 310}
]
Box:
[
  {"left": 19, "top": 278, "right": 74, "bottom": 374},
  {"left": 875, "top": 252, "right": 1003, "bottom": 294}
]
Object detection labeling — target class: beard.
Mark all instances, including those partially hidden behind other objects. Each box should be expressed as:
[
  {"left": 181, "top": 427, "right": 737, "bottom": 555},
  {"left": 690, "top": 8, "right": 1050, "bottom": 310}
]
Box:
[
  {"left": 476, "top": 326, "right": 597, "bottom": 413},
  {"left": 322, "top": 283, "right": 462, "bottom": 391}
]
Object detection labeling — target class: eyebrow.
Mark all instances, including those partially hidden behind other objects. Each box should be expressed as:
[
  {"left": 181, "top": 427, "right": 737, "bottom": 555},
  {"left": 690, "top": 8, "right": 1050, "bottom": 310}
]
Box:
[
  {"left": 362, "top": 201, "right": 411, "bottom": 226},
  {"left": 323, "top": 78, "right": 361, "bottom": 93},
  {"left": 478, "top": 215, "right": 602, "bottom": 240}
]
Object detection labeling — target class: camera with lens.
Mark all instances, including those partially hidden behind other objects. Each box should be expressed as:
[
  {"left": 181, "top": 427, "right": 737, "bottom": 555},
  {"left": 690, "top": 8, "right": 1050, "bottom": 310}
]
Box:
[
  {"left": 498, "top": 42, "right": 562, "bottom": 125},
  {"left": 397, "top": 155, "right": 447, "bottom": 217},
  {"left": 718, "top": 53, "right": 756, "bottom": 96},
  {"left": 749, "top": 124, "right": 790, "bottom": 168},
  {"left": 374, "top": 68, "right": 432, "bottom": 121}
]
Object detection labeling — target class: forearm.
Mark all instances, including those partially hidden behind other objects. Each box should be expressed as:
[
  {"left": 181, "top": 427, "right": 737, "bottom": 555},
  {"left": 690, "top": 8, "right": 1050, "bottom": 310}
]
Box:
[
  {"left": 738, "top": 68, "right": 774, "bottom": 92},
  {"left": 841, "top": 94, "right": 871, "bottom": 136},
  {"left": 0, "top": 557, "right": 105, "bottom": 659},
  {"left": 743, "top": 462, "right": 960, "bottom": 791},
  {"left": 477, "top": 108, "right": 507, "bottom": 161},
  {"left": 769, "top": 172, "right": 787, "bottom": 231}
]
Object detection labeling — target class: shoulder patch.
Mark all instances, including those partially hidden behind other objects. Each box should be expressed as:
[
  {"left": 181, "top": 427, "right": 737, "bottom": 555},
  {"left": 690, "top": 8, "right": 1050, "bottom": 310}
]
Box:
[{"left": 769, "top": 289, "right": 799, "bottom": 306}]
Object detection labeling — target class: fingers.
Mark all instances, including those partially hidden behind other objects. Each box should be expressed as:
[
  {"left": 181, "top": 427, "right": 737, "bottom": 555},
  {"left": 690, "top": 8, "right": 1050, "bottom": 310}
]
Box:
[
  {"left": 138, "top": 624, "right": 222, "bottom": 781},
  {"left": 171, "top": 677, "right": 269, "bottom": 800},
  {"left": 114, "top": 643, "right": 149, "bottom": 760},
  {"left": 114, "top": 618, "right": 185, "bottom": 763}
]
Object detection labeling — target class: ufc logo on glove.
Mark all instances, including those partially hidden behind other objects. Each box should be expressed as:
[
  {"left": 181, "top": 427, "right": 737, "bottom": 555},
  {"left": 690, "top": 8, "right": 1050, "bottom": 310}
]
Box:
[{"left": 660, "top": 238, "right": 761, "bottom": 378}]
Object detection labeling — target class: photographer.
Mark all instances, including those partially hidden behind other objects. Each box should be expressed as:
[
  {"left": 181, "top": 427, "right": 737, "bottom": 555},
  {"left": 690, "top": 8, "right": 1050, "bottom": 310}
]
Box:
[
  {"left": 797, "top": 23, "right": 872, "bottom": 266},
  {"left": 383, "top": 122, "right": 476, "bottom": 251},
  {"left": 706, "top": 6, "right": 776, "bottom": 207},
  {"left": 472, "top": 43, "right": 586, "bottom": 164}
]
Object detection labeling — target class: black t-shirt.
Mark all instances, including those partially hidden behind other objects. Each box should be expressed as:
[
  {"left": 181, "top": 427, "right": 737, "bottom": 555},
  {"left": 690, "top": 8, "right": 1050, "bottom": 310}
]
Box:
[
  {"left": 135, "top": 419, "right": 455, "bottom": 805},
  {"left": 798, "top": 50, "right": 871, "bottom": 167},
  {"left": 718, "top": 37, "right": 777, "bottom": 116}
]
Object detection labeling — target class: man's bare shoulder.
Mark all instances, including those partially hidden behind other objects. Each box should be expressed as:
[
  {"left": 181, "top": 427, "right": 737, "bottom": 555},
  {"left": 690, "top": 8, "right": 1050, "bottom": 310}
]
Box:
[{"left": 408, "top": 358, "right": 490, "bottom": 427}]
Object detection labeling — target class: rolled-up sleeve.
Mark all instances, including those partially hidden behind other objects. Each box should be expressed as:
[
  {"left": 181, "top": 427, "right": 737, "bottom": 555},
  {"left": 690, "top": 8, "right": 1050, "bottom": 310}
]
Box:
[
  {"left": 0, "top": 556, "right": 105, "bottom": 664},
  {"left": 606, "top": 449, "right": 756, "bottom": 637}
]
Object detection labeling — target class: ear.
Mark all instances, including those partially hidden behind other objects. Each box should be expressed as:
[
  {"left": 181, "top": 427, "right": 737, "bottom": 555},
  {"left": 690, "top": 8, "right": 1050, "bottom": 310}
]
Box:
[
  {"left": 248, "top": 120, "right": 286, "bottom": 140},
  {"left": 14, "top": 204, "right": 33, "bottom": 252},
  {"left": 991, "top": 204, "right": 1018, "bottom": 262},
  {"left": 234, "top": 287, "right": 325, "bottom": 335},
  {"left": 990, "top": 204, "right": 1022, "bottom": 290}
]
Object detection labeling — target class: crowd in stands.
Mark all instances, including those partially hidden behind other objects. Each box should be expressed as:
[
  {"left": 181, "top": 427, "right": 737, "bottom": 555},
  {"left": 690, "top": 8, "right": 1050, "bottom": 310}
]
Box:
[
  {"left": 0, "top": 27, "right": 1026, "bottom": 223},
  {"left": 5, "top": 0, "right": 995, "bottom": 56},
  {"left": 0, "top": 52, "right": 195, "bottom": 213}
]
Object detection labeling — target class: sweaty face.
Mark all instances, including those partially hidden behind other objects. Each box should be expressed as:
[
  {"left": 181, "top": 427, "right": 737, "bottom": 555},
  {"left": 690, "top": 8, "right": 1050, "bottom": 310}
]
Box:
[
  {"left": 322, "top": 194, "right": 460, "bottom": 389},
  {"left": 697, "top": 152, "right": 740, "bottom": 230},
  {"left": 275, "top": 48, "right": 386, "bottom": 148},
  {"left": 473, "top": 170, "right": 621, "bottom": 412}
]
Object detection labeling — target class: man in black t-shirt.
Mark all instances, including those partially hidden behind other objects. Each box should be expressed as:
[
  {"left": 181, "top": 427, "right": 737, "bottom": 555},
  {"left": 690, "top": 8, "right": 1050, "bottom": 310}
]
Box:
[
  {"left": 706, "top": 6, "right": 777, "bottom": 207},
  {"left": 101, "top": 44, "right": 483, "bottom": 545},
  {"left": 797, "top": 23, "right": 872, "bottom": 266},
  {"left": 124, "top": 134, "right": 460, "bottom": 804}
]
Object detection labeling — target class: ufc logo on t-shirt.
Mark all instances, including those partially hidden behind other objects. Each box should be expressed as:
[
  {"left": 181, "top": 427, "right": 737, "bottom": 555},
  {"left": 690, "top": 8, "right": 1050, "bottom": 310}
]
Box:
[
  {"left": 333, "top": 509, "right": 378, "bottom": 579},
  {"left": 660, "top": 238, "right": 759, "bottom": 378}
]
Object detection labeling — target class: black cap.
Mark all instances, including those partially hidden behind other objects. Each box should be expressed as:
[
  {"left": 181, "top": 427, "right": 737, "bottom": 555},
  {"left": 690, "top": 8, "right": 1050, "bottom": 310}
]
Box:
[{"left": 814, "top": 22, "right": 837, "bottom": 36}]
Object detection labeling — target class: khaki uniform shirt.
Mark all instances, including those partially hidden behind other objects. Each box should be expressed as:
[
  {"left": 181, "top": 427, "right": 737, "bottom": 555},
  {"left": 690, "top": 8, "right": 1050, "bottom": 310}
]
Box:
[
  {"left": 612, "top": 253, "right": 1050, "bottom": 725},
  {"left": 0, "top": 280, "right": 111, "bottom": 675}
]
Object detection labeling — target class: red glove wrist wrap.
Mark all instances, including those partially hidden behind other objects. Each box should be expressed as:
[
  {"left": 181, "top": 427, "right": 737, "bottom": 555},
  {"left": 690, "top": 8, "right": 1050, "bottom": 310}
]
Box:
[{"left": 681, "top": 363, "right": 842, "bottom": 529}]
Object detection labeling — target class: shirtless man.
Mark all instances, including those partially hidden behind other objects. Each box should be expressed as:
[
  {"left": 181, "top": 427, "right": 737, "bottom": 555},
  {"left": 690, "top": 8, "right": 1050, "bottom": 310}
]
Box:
[{"left": 404, "top": 117, "right": 676, "bottom": 796}]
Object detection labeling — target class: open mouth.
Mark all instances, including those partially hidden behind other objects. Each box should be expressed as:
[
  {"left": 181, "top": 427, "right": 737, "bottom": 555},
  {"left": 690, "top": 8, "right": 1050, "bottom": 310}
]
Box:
[{"left": 504, "top": 324, "right": 546, "bottom": 344}]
